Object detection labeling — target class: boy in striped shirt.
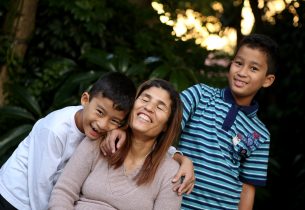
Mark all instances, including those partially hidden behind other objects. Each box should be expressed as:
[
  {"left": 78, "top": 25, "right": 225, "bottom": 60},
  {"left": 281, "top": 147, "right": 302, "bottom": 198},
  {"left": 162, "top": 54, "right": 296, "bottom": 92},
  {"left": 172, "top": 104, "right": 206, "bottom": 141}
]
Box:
[{"left": 179, "top": 33, "right": 278, "bottom": 209}]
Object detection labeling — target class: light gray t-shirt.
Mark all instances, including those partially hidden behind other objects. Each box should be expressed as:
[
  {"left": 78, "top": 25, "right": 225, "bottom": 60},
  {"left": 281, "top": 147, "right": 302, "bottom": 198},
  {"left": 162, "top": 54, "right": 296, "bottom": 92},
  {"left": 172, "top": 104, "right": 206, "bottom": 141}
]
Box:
[{"left": 0, "top": 106, "right": 84, "bottom": 210}]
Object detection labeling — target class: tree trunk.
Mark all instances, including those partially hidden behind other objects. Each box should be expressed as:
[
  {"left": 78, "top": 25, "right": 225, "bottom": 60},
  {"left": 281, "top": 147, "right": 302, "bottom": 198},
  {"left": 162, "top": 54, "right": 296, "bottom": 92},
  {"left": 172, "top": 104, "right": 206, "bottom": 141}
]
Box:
[
  {"left": 0, "top": 0, "right": 39, "bottom": 105},
  {"left": 249, "top": 0, "right": 264, "bottom": 33}
]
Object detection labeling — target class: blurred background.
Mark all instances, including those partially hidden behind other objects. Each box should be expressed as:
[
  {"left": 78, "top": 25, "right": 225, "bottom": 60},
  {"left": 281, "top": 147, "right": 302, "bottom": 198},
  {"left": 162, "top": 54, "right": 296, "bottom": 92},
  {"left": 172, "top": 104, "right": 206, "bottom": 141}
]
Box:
[{"left": 0, "top": 0, "right": 304, "bottom": 209}]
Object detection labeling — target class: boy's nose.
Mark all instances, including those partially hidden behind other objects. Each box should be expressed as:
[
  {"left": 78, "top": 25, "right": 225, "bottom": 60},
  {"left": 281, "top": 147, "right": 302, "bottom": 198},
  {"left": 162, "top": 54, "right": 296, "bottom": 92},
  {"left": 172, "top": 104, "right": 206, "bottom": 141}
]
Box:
[
  {"left": 238, "top": 66, "right": 248, "bottom": 77},
  {"left": 96, "top": 118, "right": 109, "bottom": 132}
]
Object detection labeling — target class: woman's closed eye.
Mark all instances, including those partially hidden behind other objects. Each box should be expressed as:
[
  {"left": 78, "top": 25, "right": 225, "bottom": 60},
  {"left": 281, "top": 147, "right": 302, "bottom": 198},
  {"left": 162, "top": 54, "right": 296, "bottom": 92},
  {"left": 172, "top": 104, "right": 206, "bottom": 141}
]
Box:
[
  {"left": 139, "top": 97, "right": 149, "bottom": 103},
  {"left": 157, "top": 104, "right": 168, "bottom": 112}
]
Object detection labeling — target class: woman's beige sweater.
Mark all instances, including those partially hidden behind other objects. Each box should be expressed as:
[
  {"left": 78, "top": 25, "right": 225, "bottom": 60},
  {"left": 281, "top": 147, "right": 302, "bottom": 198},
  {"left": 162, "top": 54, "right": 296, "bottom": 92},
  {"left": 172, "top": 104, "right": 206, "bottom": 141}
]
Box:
[{"left": 48, "top": 137, "right": 182, "bottom": 210}]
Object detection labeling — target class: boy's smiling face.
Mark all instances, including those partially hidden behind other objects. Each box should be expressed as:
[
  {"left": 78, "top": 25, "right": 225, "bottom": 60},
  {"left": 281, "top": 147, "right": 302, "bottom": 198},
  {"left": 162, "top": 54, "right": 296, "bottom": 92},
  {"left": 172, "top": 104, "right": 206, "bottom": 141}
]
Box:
[
  {"left": 227, "top": 45, "right": 275, "bottom": 106},
  {"left": 76, "top": 92, "right": 127, "bottom": 140}
]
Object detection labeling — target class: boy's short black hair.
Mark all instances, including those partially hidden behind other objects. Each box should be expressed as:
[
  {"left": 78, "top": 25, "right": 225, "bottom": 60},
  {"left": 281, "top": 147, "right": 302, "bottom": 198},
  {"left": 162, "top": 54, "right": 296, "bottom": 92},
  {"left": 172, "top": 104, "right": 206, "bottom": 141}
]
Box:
[
  {"left": 88, "top": 72, "right": 136, "bottom": 113},
  {"left": 236, "top": 33, "right": 279, "bottom": 75}
]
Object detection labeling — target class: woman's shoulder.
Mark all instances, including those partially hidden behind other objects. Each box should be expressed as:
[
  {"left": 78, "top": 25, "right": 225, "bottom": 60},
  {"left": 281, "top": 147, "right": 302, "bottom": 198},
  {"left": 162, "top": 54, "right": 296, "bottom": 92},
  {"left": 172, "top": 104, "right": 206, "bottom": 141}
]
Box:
[
  {"left": 158, "top": 154, "right": 180, "bottom": 175},
  {"left": 77, "top": 137, "right": 102, "bottom": 155}
]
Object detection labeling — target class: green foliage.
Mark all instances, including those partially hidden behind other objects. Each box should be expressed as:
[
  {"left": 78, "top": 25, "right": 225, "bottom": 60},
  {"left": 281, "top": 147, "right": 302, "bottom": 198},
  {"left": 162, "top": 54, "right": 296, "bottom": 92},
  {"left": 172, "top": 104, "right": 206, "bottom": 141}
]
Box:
[
  {"left": 0, "top": 85, "right": 39, "bottom": 164},
  {"left": 3, "top": 1, "right": 305, "bottom": 209}
]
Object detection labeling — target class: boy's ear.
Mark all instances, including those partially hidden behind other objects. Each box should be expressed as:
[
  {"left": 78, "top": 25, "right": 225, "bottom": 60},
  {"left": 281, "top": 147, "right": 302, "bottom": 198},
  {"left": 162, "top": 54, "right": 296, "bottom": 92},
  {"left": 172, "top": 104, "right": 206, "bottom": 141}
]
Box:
[
  {"left": 81, "top": 92, "right": 90, "bottom": 105},
  {"left": 262, "top": 74, "right": 275, "bottom": 88}
]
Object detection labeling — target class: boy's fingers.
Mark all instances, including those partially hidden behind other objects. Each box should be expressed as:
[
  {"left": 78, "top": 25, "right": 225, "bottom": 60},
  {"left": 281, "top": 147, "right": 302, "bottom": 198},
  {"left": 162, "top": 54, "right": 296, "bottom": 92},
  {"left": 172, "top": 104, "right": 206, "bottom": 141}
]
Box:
[
  {"left": 116, "top": 138, "right": 124, "bottom": 150},
  {"left": 177, "top": 176, "right": 195, "bottom": 195},
  {"left": 100, "top": 141, "right": 107, "bottom": 156},
  {"left": 101, "top": 147, "right": 106, "bottom": 156},
  {"left": 172, "top": 183, "right": 181, "bottom": 192},
  {"left": 172, "top": 174, "right": 181, "bottom": 183},
  {"left": 109, "top": 137, "right": 116, "bottom": 154},
  {"left": 186, "top": 183, "right": 195, "bottom": 194}
]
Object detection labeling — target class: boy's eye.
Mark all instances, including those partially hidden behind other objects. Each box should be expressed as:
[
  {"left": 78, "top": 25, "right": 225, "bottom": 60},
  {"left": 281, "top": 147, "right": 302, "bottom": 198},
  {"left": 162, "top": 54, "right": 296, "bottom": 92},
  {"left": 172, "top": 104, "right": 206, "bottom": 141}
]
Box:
[
  {"left": 110, "top": 119, "right": 122, "bottom": 126},
  {"left": 97, "top": 109, "right": 104, "bottom": 116},
  {"left": 234, "top": 60, "right": 242, "bottom": 66},
  {"left": 250, "top": 66, "right": 258, "bottom": 71}
]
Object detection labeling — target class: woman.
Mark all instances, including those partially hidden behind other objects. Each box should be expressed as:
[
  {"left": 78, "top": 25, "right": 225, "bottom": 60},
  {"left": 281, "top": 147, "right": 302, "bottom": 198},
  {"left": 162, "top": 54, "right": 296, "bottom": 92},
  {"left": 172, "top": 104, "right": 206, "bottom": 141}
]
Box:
[{"left": 48, "top": 79, "right": 183, "bottom": 210}]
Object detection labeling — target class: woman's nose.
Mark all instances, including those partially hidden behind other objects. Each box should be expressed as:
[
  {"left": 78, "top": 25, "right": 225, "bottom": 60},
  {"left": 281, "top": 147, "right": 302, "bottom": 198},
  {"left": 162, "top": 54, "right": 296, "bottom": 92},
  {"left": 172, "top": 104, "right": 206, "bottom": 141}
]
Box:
[{"left": 144, "top": 102, "right": 155, "bottom": 112}]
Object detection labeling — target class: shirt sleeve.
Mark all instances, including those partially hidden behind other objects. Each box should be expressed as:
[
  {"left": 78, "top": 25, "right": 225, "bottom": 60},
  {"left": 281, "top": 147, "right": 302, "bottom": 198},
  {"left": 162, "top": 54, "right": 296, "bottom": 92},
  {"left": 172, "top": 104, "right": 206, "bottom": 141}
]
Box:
[
  {"left": 239, "top": 138, "right": 270, "bottom": 186},
  {"left": 27, "top": 127, "right": 65, "bottom": 210},
  {"left": 48, "top": 138, "right": 99, "bottom": 209},
  {"left": 180, "top": 84, "right": 202, "bottom": 130}
]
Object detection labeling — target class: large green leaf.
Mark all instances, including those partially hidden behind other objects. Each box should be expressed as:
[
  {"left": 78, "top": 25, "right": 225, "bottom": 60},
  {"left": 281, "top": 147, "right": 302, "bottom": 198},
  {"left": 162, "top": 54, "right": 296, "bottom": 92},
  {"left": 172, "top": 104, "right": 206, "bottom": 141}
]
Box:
[
  {"left": 81, "top": 49, "right": 116, "bottom": 71},
  {"left": 10, "top": 85, "right": 42, "bottom": 117},
  {"left": 125, "top": 63, "right": 146, "bottom": 77},
  {"left": 169, "top": 68, "right": 194, "bottom": 92},
  {"left": 0, "top": 124, "right": 33, "bottom": 157},
  {"left": 53, "top": 71, "right": 102, "bottom": 104},
  {"left": 149, "top": 64, "right": 171, "bottom": 79},
  {"left": 113, "top": 49, "right": 130, "bottom": 73},
  {"left": 0, "top": 106, "right": 36, "bottom": 121}
]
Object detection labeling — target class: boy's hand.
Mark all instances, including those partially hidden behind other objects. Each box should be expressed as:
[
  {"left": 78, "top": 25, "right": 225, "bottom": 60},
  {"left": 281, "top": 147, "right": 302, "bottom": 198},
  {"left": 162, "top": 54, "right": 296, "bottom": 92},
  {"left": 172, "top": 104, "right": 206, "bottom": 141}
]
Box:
[
  {"left": 172, "top": 154, "right": 195, "bottom": 195},
  {"left": 100, "top": 129, "right": 127, "bottom": 156}
]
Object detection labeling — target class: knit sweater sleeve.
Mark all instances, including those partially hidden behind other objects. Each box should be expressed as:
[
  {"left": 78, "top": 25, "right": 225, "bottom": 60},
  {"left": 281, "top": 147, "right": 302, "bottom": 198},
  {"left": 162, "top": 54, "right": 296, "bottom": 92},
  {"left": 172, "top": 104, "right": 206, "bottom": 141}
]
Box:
[
  {"left": 48, "top": 138, "right": 100, "bottom": 210},
  {"left": 153, "top": 155, "right": 182, "bottom": 210}
]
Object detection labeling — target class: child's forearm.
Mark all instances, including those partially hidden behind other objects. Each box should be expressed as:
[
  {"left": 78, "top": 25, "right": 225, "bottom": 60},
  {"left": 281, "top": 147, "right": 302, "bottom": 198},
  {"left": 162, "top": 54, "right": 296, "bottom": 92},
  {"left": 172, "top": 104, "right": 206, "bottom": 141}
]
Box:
[
  {"left": 173, "top": 152, "right": 184, "bottom": 164},
  {"left": 238, "top": 183, "right": 255, "bottom": 210}
]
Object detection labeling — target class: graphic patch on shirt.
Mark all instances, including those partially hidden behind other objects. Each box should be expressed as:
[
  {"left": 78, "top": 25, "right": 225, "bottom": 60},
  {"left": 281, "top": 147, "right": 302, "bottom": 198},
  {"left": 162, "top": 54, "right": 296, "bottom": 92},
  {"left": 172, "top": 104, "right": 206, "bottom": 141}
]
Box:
[{"left": 229, "top": 132, "right": 261, "bottom": 161}]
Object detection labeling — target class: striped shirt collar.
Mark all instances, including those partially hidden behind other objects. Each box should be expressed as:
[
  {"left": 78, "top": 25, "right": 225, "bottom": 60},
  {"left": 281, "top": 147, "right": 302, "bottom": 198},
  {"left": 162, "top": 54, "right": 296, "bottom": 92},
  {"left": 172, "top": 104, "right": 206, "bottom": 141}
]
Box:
[{"left": 221, "top": 88, "right": 259, "bottom": 131}]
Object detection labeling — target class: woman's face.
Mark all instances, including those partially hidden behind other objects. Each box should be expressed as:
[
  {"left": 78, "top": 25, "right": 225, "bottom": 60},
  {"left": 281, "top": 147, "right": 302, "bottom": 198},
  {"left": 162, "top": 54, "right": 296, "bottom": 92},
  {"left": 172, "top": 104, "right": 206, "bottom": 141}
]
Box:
[{"left": 129, "top": 86, "right": 172, "bottom": 140}]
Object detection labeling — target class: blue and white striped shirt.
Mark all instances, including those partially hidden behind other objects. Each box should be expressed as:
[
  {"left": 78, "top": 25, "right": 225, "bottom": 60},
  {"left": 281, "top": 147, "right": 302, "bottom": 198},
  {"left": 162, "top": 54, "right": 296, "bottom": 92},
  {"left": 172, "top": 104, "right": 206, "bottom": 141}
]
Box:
[{"left": 179, "top": 84, "right": 270, "bottom": 210}]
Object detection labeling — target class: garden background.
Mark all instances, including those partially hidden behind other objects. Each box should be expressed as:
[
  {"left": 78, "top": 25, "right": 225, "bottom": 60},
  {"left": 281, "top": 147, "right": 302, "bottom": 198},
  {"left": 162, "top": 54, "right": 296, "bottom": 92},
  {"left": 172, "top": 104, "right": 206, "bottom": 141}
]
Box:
[{"left": 0, "top": 0, "right": 304, "bottom": 209}]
